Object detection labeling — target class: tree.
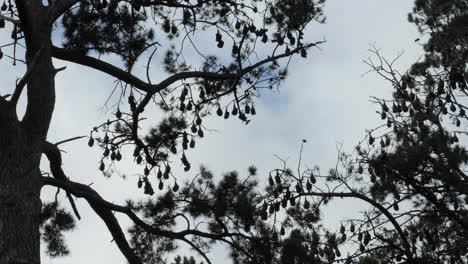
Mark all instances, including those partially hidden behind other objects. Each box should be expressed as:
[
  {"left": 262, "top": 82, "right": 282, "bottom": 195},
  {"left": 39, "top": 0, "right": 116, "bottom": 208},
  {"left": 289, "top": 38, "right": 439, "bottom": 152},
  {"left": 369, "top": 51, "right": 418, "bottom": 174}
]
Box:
[
  {"left": 359, "top": 1, "right": 468, "bottom": 263},
  {"left": 271, "top": 1, "right": 467, "bottom": 263},
  {"left": 243, "top": 1, "right": 468, "bottom": 264},
  {"left": 4, "top": 1, "right": 465, "bottom": 264},
  {"left": 0, "top": 0, "right": 326, "bottom": 263}
]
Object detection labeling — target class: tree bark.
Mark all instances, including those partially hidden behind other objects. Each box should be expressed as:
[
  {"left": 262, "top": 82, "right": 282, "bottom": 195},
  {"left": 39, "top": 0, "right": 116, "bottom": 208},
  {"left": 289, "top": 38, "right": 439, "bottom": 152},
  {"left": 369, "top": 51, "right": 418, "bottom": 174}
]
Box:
[
  {"left": 0, "top": 3, "right": 55, "bottom": 263},
  {"left": 0, "top": 110, "right": 42, "bottom": 264}
]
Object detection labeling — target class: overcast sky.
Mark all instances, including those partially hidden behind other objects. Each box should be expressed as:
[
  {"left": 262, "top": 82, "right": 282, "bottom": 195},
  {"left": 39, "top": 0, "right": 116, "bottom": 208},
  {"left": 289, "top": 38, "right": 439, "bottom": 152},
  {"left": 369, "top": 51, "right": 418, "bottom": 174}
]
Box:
[{"left": 17, "top": 0, "right": 424, "bottom": 263}]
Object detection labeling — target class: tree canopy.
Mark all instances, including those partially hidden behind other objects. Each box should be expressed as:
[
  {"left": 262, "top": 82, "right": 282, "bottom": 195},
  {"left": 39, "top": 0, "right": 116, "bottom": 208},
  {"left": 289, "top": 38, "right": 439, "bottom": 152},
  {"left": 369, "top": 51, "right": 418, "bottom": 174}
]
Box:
[
  {"left": 0, "top": 0, "right": 466, "bottom": 264},
  {"left": 0, "top": 0, "right": 326, "bottom": 263}
]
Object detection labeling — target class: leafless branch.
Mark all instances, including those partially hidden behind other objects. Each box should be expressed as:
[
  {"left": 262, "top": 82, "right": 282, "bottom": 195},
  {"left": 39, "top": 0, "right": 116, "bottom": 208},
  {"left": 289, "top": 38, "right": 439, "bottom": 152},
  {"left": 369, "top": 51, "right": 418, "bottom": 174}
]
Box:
[{"left": 10, "top": 45, "right": 45, "bottom": 106}]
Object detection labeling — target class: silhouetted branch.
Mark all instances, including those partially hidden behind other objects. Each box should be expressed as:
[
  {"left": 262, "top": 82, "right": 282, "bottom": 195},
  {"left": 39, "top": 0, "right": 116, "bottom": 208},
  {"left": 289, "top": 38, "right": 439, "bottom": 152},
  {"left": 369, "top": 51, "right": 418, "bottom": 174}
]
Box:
[
  {"left": 52, "top": 46, "right": 155, "bottom": 92},
  {"left": 298, "top": 191, "right": 413, "bottom": 261},
  {"left": 0, "top": 14, "right": 20, "bottom": 25},
  {"left": 10, "top": 45, "right": 45, "bottom": 106},
  {"left": 50, "top": 0, "right": 80, "bottom": 23},
  {"left": 42, "top": 141, "right": 81, "bottom": 220},
  {"left": 181, "top": 238, "right": 212, "bottom": 264},
  {"left": 50, "top": 0, "right": 254, "bottom": 24},
  {"left": 0, "top": 95, "right": 8, "bottom": 108},
  {"left": 54, "top": 135, "right": 87, "bottom": 146},
  {"left": 155, "top": 42, "right": 323, "bottom": 89},
  {"left": 42, "top": 174, "right": 254, "bottom": 262},
  {"left": 41, "top": 141, "right": 142, "bottom": 264},
  {"left": 52, "top": 42, "right": 324, "bottom": 95}
]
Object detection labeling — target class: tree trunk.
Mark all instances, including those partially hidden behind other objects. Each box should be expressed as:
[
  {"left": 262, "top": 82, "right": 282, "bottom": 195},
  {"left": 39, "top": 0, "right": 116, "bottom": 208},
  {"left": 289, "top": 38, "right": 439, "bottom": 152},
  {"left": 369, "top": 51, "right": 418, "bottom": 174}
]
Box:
[
  {"left": 0, "top": 3, "right": 55, "bottom": 263},
  {"left": 0, "top": 110, "right": 42, "bottom": 264}
]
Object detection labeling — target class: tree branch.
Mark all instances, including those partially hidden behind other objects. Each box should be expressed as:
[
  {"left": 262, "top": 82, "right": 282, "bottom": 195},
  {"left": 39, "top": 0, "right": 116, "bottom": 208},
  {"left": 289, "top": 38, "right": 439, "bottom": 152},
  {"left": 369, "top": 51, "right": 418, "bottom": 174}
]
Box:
[
  {"left": 50, "top": 0, "right": 80, "bottom": 23},
  {"left": 181, "top": 238, "right": 212, "bottom": 264},
  {"left": 300, "top": 191, "right": 414, "bottom": 261},
  {"left": 51, "top": 42, "right": 324, "bottom": 95},
  {"left": 52, "top": 46, "right": 154, "bottom": 92},
  {"left": 42, "top": 141, "right": 81, "bottom": 219},
  {"left": 0, "top": 14, "right": 20, "bottom": 26},
  {"left": 0, "top": 95, "right": 8, "bottom": 108},
  {"left": 10, "top": 45, "right": 45, "bottom": 106},
  {"left": 41, "top": 141, "right": 142, "bottom": 264},
  {"left": 54, "top": 135, "right": 86, "bottom": 146},
  {"left": 42, "top": 174, "right": 253, "bottom": 262}
]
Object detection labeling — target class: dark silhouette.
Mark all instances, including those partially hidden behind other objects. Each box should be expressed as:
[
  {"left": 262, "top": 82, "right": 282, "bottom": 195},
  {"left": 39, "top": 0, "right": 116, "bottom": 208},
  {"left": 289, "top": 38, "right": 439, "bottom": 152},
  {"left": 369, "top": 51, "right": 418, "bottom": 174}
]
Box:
[
  {"left": 345, "top": 1, "right": 468, "bottom": 263},
  {"left": 1, "top": 0, "right": 466, "bottom": 264},
  {"left": 0, "top": 0, "right": 326, "bottom": 263}
]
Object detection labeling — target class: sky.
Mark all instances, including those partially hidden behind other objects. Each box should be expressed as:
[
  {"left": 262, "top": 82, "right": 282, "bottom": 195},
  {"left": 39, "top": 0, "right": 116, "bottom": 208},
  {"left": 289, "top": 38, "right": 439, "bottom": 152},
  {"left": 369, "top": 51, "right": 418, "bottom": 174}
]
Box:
[{"left": 0, "top": 0, "right": 422, "bottom": 263}]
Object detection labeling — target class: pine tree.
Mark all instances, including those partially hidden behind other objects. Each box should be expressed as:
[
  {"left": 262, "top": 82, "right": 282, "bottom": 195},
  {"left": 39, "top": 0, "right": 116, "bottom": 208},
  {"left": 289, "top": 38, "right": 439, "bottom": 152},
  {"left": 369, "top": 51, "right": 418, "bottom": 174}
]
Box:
[
  {"left": 253, "top": 1, "right": 468, "bottom": 264},
  {"left": 0, "top": 0, "right": 326, "bottom": 263},
  {"left": 353, "top": 0, "right": 468, "bottom": 263}
]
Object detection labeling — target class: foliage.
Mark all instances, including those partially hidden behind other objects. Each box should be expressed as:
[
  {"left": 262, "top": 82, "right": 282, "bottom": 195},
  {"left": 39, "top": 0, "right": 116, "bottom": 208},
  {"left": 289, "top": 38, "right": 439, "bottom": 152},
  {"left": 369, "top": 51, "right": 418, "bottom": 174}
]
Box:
[
  {"left": 348, "top": 0, "right": 468, "bottom": 263},
  {"left": 0, "top": 0, "right": 327, "bottom": 262},
  {"left": 4, "top": 0, "right": 467, "bottom": 263},
  {"left": 39, "top": 202, "right": 76, "bottom": 257}
]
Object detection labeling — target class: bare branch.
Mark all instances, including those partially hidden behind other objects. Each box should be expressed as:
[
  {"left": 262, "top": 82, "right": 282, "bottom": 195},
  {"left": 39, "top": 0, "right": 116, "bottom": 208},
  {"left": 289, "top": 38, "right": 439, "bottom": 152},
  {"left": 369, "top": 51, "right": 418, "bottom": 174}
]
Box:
[
  {"left": 54, "top": 135, "right": 86, "bottom": 146},
  {"left": 10, "top": 45, "right": 45, "bottom": 106},
  {"left": 52, "top": 46, "right": 154, "bottom": 92},
  {"left": 181, "top": 238, "right": 212, "bottom": 264}
]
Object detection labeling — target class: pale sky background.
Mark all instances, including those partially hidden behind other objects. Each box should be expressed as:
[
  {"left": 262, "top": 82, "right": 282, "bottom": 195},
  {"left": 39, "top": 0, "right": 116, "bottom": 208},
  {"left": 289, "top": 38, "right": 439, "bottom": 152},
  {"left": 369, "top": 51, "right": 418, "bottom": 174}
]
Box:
[{"left": 2, "top": 0, "right": 423, "bottom": 263}]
